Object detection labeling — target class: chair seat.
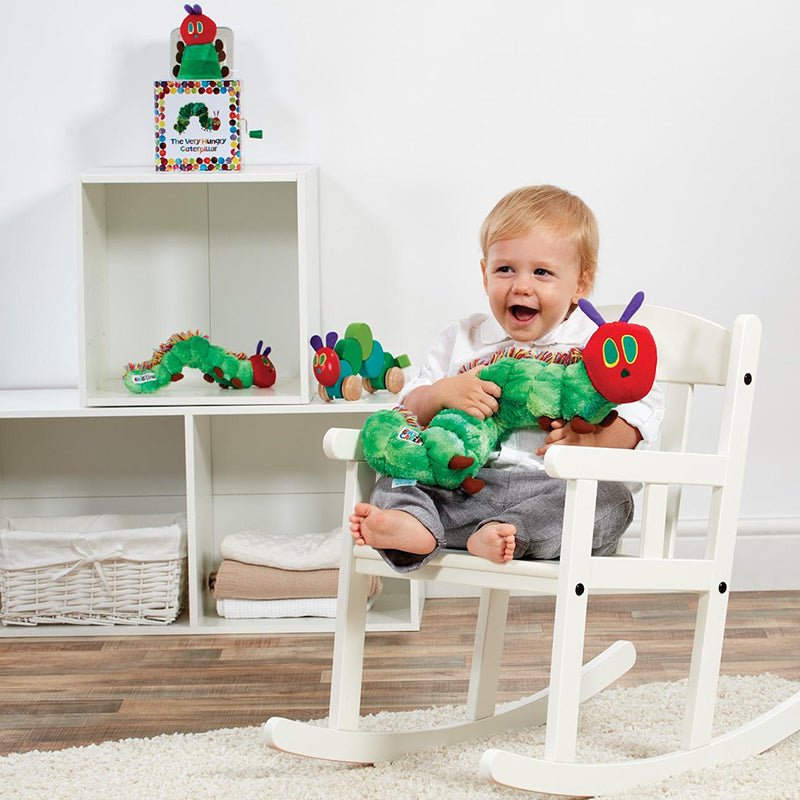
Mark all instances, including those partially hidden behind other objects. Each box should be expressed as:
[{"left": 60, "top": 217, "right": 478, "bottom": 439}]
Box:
[
  {"left": 353, "top": 544, "right": 717, "bottom": 593},
  {"left": 353, "top": 544, "right": 561, "bottom": 589}
]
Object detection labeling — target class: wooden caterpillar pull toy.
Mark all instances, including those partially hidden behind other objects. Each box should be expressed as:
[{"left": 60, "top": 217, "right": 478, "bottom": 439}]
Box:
[{"left": 310, "top": 323, "right": 411, "bottom": 402}]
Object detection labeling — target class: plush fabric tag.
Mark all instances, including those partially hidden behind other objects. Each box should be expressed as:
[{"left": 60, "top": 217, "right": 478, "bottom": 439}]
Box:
[{"left": 391, "top": 478, "right": 418, "bottom": 488}]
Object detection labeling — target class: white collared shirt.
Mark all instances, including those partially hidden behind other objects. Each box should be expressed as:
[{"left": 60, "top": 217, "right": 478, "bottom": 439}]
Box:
[{"left": 399, "top": 311, "right": 664, "bottom": 472}]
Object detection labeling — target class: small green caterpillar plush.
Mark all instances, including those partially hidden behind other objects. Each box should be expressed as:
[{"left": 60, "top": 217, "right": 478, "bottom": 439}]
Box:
[
  {"left": 361, "top": 293, "right": 657, "bottom": 493},
  {"left": 123, "top": 331, "right": 276, "bottom": 394}
]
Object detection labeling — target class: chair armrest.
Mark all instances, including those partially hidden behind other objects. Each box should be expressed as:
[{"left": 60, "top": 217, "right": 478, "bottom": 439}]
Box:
[
  {"left": 543, "top": 446, "right": 726, "bottom": 487},
  {"left": 323, "top": 427, "right": 726, "bottom": 486},
  {"left": 323, "top": 428, "right": 364, "bottom": 461}
]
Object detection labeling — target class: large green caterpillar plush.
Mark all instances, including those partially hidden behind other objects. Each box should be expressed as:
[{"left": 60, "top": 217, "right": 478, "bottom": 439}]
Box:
[
  {"left": 123, "top": 331, "right": 276, "bottom": 394},
  {"left": 361, "top": 292, "right": 657, "bottom": 493}
]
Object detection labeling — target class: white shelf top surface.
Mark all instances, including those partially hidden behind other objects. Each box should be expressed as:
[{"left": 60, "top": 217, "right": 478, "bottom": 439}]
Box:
[
  {"left": 0, "top": 388, "right": 397, "bottom": 418},
  {"left": 79, "top": 164, "right": 317, "bottom": 184}
]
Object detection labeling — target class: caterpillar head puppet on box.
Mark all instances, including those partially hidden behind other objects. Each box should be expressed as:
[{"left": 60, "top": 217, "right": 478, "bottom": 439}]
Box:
[
  {"left": 361, "top": 292, "right": 657, "bottom": 493},
  {"left": 174, "top": 4, "right": 229, "bottom": 79}
]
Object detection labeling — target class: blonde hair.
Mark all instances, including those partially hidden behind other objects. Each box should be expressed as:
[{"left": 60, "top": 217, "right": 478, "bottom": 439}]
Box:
[{"left": 479, "top": 185, "right": 599, "bottom": 291}]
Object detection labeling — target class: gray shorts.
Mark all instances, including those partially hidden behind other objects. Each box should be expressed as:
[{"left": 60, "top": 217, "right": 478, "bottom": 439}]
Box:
[{"left": 369, "top": 467, "right": 634, "bottom": 572}]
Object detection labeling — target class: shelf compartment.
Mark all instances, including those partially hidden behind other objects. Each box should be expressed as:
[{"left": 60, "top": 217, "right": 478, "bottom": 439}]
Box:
[
  {"left": 0, "top": 416, "right": 186, "bottom": 519},
  {"left": 0, "top": 415, "right": 188, "bottom": 635},
  {"left": 77, "top": 165, "right": 319, "bottom": 408},
  {"left": 186, "top": 411, "right": 423, "bottom": 633}
]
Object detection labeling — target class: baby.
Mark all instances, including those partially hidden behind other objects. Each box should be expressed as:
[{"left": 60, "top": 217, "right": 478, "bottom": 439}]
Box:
[{"left": 350, "top": 185, "right": 663, "bottom": 572}]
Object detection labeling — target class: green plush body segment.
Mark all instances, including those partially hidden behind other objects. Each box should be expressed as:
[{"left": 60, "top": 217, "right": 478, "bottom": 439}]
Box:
[
  {"left": 480, "top": 358, "right": 613, "bottom": 431},
  {"left": 361, "top": 355, "right": 614, "bottom": 489},
  {"left": 123, "top": 334, "right": 254, "bottom": 394},
  {"left": 178, "top": 44, "right": 223, "bottom": 80}
]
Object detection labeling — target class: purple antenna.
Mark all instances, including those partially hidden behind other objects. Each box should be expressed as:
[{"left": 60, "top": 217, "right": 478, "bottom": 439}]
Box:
[
  {"left": 325, "top": 331, "right": 339, "bottom": 349},
  {"left": 263, "top": 346, "right": 271, "bottom": 357},
  {"left": 184, "top": 4, "right": 195, "bottom": 13},
  {"left": 255, "top": 339, "right": 263, "bottom": 355},
  {"left": 310, "top": 335, "right": 323, "bottom": 351},
  {"left": 619, "top": 291, "right": 645, "bottom": 323},
  {"left": 578, "top": 298, "right": 606, "bottom": 328},
  {"left": 193, "top": 4, "right": 203, "bottom": 13}
]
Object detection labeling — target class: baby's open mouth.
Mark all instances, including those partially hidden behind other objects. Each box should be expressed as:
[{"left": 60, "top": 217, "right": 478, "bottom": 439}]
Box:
[{"left": 510, "top": 305, "right": 538, "bottom": 322}]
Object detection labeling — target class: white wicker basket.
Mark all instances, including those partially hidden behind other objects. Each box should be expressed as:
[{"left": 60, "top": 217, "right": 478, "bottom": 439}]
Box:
[{"left": 0, "top": 513, "right": 187, "bottom": 626}]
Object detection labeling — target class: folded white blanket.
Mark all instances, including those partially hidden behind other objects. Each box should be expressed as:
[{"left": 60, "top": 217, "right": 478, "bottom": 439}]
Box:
[
  {"left": 219, "top": 528, "right": 342, "bottom": 570},
  {"left": 216, "top": 597, "right": 373, "bottom": 619}
]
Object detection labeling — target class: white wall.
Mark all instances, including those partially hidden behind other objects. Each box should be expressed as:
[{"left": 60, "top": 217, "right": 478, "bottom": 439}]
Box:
[{"left": 3, "top": 1, "right": 798, "bottom": 570}]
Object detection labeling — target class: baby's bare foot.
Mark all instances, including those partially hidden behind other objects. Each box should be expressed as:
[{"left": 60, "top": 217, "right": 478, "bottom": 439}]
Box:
[
  {"left": 349, "top": 503, "right": 437, "bottom": 555},
  {"left": 467, "top": 522, "right": 516, "bottom": 563}
]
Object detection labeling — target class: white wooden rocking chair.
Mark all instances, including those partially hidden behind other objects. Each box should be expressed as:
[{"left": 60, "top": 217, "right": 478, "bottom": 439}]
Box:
[{"left": 264, "top": 305, "right": 800, "bottom": 796}]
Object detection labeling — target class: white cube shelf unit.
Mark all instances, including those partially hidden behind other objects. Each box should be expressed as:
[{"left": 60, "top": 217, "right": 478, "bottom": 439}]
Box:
[
  {"left": 78, "top": 164, "right": 320, "bottom": 407},
  {"left": 0, "top": 391, "right": 425, "bottom": 636}
]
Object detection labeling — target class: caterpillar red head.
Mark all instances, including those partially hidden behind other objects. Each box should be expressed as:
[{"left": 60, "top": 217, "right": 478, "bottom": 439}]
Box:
[
  {"left": 578, "top": 291, "right": 657, "bottom": 404},
  {"left": 310, "top": 332, "right": 341, "bottom": 387},
  {"left": 249, "top": 340, "right": 277, "bottom": 388},
  {"left": 180, "top": 4, "right": 217, "bottom": 45}
]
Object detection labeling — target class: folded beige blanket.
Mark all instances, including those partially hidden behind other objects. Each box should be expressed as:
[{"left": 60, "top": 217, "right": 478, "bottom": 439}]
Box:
[{"left": 210, "top": 560, "right": 382, "bottom": 600}]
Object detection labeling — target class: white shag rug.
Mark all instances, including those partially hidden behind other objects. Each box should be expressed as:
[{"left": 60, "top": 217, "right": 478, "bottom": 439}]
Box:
[{"left": 2, "top": 674, "right": 799, "bottom": 800}]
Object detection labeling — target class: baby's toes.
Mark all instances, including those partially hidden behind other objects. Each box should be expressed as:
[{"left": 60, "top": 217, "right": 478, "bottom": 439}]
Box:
[
  {"left": 503, "top": 537, "right": 515, "bottom": 560},
  {"left": 353, "top": 502, "right": 372, "bottom": 518}
]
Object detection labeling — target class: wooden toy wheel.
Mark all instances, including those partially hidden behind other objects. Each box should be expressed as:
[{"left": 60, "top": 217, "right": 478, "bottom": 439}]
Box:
[
  {"left": 384, "top": 366, "right": 405, "bottom": 394},
  {"left": 318, "top": 384, "right": 332, "bottom": 402},
  {"left": 362, "top": 377, "right": 376, "bottom": 393},
  {"left": 342, "top": 375, "right": 363, "bottom": 401}
]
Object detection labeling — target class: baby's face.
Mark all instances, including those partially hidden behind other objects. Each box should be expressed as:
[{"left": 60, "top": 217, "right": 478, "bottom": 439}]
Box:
[{"left": 481, "top": 228, "right": 587, "bottom": 343}]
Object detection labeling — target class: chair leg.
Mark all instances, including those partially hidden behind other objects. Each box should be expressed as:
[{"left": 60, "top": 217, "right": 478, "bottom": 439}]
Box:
[
  {"left": 543, "top": 478, "right": 596, "bottom": 762},
  {"left": 325, "top": 459, "right": 378, "bottom": 730},
  {"left": 544, "top": 575, "right": 589, "bottom": 761},
  {"left": 682, "top": 587, "right": 730, "bottom": 749},
  {"left": 328, "top": 566, "right": 372, "bottom": 730},
  {"left": 467, "top": 587, "right": 510, "bottom": 720}
]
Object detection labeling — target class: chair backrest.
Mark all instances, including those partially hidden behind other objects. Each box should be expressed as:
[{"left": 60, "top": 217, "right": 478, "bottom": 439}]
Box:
[{"left": 598, "top": 304, "right": 761, "bottom": 560}]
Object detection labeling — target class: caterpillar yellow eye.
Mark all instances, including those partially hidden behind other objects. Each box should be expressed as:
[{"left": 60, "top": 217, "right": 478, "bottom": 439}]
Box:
[
  {"left": 603, "top": 338, "right": 620, "bottom": 368},
  {"left": 622, "top": 334, "right": 638, "bottom": 364},
  {"left": 197, "top": 21, "right": 204, "bottom": 34},
  {"left": 187, "top": 21, "right": 194, "bottom": 35}
]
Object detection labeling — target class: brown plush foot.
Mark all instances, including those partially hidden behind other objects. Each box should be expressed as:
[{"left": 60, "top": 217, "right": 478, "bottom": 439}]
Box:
[
  {"left": 570, "top": 416, "right": 598, "bottom": 434},
  {"left": 170, "top": 373, "right": 184, "bottom": 382},
  {"left": 461, "top": 476, "right": 485, "bottom": 494},
  {"left": 538, "top": 416, "right": 556, "bottom": 431},
  {"left": 599, "top": 410, "right": 619, "bottom": 428},
  {"left": 448, "top": 455, "right": 474, "bottom": 470},
  {"left": 203, "top": 373, "right": 215, "bottom": 383},
  {"left": 231, "top": 378, "right": 243, "bottom": 389}
]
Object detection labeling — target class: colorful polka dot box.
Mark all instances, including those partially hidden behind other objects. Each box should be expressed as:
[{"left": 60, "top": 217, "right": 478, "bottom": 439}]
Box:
[{"left": 154, "top": 80, "right": 241, "bottom": 172}]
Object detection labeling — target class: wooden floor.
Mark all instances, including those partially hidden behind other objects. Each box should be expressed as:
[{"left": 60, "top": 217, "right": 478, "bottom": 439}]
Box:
[{"left": 0, "top": 591, "right": 798, "bottom": 755}]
